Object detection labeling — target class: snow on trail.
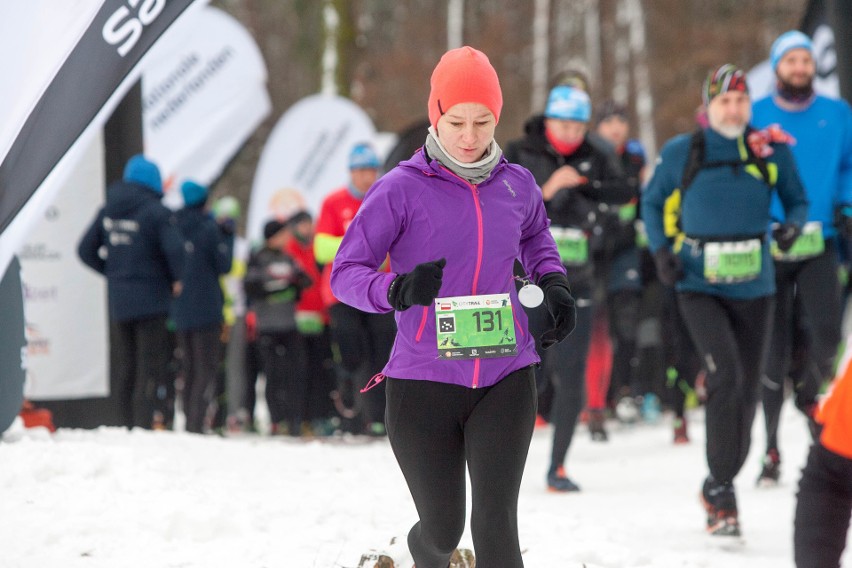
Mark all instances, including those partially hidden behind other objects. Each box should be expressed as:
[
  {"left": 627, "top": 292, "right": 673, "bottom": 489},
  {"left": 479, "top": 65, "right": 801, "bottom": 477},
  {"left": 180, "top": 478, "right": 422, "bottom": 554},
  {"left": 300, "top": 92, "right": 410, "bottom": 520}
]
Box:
[{"left": 1, "top": 402, "right": 849, "bottom": 568}]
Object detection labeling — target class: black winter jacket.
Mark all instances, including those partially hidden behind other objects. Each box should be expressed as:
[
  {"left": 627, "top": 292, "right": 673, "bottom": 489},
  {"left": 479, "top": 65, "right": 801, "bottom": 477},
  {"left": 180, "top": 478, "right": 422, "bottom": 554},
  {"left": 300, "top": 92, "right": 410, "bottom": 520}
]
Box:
[{"left": 78, "top": 181, "right": 185, "bottom": 322}]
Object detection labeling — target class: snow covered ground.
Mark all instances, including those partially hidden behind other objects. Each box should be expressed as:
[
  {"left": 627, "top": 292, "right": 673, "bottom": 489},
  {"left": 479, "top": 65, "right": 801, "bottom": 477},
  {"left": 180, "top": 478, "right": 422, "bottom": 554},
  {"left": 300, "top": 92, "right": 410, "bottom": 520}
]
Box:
[{"left": 1, "top": 401, "right": 849, "bottom": 568}]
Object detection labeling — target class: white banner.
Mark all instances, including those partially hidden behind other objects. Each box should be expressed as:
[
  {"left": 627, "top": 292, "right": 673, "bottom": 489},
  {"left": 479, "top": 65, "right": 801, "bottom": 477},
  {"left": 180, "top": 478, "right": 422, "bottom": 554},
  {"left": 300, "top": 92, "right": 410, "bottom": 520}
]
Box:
[
  {"left": 13, "top": 4, "right": 267, "bottom": 401},
  {"left": 20, "top": 135, "right": 109, "bottom": 400},
  {"left": 0, "top": 0, "right": 208, "bottom": 284},
  {"left": 248, "top": 95, "right": 376, "bottom": 243},
  {"left": 143, "top": 6, "right": 271, "bottom": 196}
]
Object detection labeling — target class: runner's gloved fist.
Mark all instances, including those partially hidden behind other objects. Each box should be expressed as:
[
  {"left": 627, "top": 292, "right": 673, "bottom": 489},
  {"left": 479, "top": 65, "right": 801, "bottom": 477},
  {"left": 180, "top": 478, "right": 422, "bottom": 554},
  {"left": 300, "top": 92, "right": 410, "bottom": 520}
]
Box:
[
  {"left": 653, "top": 247, "right": 684, "bottom": 287},
  {"left": 772, "top": 223, "right": 801, "bottom": 252},
  {"left": 538, "top": 272, "right": 577, "bottom": 350},
  {"left": 387, "top": 258, "right": 446, "bottom": 311}
]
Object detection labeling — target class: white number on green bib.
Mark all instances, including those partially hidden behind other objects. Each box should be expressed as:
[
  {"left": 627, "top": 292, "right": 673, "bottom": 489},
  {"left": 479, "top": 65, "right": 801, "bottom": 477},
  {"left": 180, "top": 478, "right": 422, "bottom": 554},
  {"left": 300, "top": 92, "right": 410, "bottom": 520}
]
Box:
[
  {"left": 703, "top": 239, "right": 762, "bottom": 283},
  {"left": 771, "top": 221, "right": 824, "bottom": 261}
]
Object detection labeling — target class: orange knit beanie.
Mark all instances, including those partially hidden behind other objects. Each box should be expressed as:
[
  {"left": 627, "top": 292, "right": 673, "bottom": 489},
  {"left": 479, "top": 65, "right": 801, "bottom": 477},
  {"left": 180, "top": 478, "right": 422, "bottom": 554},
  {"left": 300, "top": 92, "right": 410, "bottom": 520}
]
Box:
[{"left": 427, "top": 46, "right": 503, "bottom": 129}]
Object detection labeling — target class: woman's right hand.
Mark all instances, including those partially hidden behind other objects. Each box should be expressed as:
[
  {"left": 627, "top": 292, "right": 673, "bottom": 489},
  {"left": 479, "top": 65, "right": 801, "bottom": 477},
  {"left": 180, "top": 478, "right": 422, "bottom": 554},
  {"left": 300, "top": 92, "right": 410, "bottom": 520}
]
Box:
[{"left": 387, "top": 258, "right": 446, "bottom": 311}]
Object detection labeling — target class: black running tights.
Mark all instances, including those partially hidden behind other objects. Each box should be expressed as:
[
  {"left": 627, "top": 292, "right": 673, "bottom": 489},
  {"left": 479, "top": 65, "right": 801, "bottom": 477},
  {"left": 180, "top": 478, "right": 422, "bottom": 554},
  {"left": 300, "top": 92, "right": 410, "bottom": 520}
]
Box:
[{"left": 385, "top": 367, "right": 537, "bottom": 568}]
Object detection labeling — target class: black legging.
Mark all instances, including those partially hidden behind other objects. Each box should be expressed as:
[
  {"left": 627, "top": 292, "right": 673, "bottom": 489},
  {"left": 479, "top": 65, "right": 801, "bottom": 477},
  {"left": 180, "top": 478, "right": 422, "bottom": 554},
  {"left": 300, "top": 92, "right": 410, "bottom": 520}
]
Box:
[
  {"left": 661, "top": 286, "right": 701, "bottom": 418},
  {"left": 794, "top": 443, "right": 852, "bottom": 568},
  {"left": 385, "top": 366, "right": 537, "bottom": 568},
  {"left": 606, "top": 288, "right": 641, "bottom": 402},
  {"left": 678, "top": 292, "right": 774, "bottom": 484},
  {"left": 764, "top": 244, "right": 842, "bottom": 453}
]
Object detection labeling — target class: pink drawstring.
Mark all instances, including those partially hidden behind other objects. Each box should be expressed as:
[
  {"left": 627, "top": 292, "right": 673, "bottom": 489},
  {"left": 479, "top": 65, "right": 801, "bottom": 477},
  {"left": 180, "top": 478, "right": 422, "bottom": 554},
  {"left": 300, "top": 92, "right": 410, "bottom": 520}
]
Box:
[{"left": 360, "top": 373, "right": 386, "bottom": 393}]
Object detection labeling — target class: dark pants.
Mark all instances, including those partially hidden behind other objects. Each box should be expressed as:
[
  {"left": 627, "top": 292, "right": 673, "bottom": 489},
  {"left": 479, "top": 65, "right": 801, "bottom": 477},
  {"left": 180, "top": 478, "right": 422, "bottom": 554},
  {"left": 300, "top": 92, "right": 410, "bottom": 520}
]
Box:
[
  {"left": 258, "top": 330, "right": 306, "bottom": 432},
  {"left": 111, "top": 315, "right": 172, "bottom": 429},
  {"left": 527, "top": 280, "right": 594, "bottom": 473},
  {"left": 606, "top": 289, "right": 641, "bottom": 402},
  {"left": 764, "top": 245, "right": 842, "bottom": 453},
  {"left": 678, "top": 293, "right": 774, "bottom": 484},
  {"left": 177, "top": 324, "right": 222, "bottom": 434},
  {"left": 662, "top": 286, "right": 702, "bottom": 417},
  {"left": 244, "top": 335, "right": 263, "bottom": 424},
  {"left": 795, "top": 443, "right": 852, "bottom": 568},
  {"left": 302, "top": 329, "right": 336, "bottom": 422},
  {"left": 329, "top": 303, "right": 396, "bottom": 429},
  {"left": 385, "top": 367, "right": 537, "bottom": 568}
]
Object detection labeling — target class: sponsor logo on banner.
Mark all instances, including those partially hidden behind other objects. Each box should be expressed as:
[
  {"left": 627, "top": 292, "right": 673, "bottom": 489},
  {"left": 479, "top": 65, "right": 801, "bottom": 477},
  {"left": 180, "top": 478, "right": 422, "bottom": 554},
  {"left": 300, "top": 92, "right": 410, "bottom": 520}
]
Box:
[{"left": 103, "top": 0, "right": 168, "bottom": 57}]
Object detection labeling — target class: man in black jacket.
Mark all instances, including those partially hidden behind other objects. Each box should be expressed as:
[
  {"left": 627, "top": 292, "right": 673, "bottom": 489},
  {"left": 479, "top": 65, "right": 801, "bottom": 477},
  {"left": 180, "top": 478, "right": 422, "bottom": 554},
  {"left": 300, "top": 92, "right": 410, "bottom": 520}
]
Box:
[
  {"left": 78, "top": 155, "right": 185, "bottom": 429},
  {"left": 505, "top": 85, "right": 632, "bottom": 491}
]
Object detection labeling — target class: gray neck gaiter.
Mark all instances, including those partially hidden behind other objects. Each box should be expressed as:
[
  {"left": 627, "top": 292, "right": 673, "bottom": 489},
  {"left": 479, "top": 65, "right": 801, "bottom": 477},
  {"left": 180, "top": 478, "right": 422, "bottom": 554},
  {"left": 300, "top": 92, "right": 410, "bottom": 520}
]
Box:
[{"left": 424, "top": 126, "right": 502, "bottom": 185}]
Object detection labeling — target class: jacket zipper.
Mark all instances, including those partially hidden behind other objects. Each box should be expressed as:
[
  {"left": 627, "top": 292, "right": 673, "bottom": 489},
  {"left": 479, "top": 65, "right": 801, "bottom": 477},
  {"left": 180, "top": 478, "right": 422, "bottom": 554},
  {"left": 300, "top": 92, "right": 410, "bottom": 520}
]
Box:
[{"left": 440, "top": 167, "right": 486, "bottom": 388}]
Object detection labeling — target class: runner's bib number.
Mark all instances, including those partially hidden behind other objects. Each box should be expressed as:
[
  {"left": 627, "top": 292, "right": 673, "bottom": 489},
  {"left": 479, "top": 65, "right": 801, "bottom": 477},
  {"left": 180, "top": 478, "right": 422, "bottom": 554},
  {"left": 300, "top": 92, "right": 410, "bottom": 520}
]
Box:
[
  {"left": 550, "top": 227, "right": 588, "bottom": 266},
  {"left": 703, "top": 239, "right": 762, "bottom": 283},
  {"left": 435, "top": 294, "right": 517, "bottom": 359},
  {"left": 771, "top": 221, "right": 824, "bottom": 261}
]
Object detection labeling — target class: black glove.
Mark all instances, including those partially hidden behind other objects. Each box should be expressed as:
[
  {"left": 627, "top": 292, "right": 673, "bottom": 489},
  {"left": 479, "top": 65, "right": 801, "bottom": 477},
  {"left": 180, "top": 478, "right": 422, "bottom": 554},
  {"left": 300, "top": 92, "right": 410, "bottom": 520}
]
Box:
[
  {"left": 653, "top": 248, "right": 684, "bottom": 287},
  {"left": 772, "top": 223, "right": 801, "bottom": 252},
  {"left": 387, "top": 258, "right": 446, "bottom": 311},
  {"left": 538, "top": 272, "right": 577, "bottom": 350}
]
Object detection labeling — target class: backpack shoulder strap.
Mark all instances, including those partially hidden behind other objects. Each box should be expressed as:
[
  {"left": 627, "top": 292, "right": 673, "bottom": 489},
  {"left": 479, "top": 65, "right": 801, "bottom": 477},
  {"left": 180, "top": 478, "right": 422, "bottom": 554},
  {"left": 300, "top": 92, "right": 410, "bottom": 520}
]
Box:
[{"left": 680, "top": 128, "right": 706, "bottom": 192}]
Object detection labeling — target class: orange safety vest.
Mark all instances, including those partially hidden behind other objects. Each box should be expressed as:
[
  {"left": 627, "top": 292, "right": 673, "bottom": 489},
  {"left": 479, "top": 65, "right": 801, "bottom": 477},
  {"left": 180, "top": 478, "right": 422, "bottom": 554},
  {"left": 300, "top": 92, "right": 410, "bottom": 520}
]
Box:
[{"left": 817, "top": 355, "right": 852, "bottom": 459}]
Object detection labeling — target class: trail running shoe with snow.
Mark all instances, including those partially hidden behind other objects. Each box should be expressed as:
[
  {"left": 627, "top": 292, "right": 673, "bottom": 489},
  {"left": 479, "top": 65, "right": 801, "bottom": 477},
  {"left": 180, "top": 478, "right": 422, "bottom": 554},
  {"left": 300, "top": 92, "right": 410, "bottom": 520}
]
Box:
[
  {"left": 706, "top": 510, "right": 741, "bottom": 537},
  {"left": 756, "top": 449, "right": 781, "bottom": 487},
  {"left": 547, "top": 466, "right": 581, "bottom": 492},
  {"left": 700, "top": 477, "right": 741, "bottom": 537},
  {"left": 449, "top": 548, "right": 475, "bottom": 568},
  {"left": 673, "top": 417, "right": 689, "bottom": 444}
]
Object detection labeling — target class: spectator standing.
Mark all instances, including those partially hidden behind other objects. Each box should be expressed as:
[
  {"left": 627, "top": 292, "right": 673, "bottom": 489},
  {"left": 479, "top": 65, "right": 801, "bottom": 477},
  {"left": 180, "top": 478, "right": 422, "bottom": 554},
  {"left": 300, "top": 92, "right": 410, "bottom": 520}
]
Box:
[
  {"left": 78, "top": 155, "right": 185, "bottom": 429},
  {"left": 315, "top": 143, "right": 396, "bottom": 436},
  {"left": 285, "top": 210, "right": 337, "bottom": 435},
  {"left": 244, "top": 219, "right": 312, "bottom": 436},
  {"left": 171, "top": 181, "right": 234, "bottom": 434}
]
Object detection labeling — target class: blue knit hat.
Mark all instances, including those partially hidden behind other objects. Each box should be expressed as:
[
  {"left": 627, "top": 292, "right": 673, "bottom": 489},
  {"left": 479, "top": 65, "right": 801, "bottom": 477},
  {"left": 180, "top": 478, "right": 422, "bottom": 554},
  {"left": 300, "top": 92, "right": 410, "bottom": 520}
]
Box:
[
  {"left": 348, "top": 143, "right": 380, "bottom": 170},
  {"left": 123, "top": 154, "right": 162, "bottom": 193},
  {"left": 181, "top": 180, "right": 208, "bottom": 207},
  {"left": 544, "top": 86, "right": 591, "bottom": 122},
  {"left": 771, "top": 30, "right": 813, "bottom": 71}
]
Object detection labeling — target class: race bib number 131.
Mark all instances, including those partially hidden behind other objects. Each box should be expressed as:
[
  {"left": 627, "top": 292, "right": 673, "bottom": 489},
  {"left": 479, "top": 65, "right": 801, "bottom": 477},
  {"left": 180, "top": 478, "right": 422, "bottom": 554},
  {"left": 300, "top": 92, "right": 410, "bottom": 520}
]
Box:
[{"left": 435, "top": 294, "right": 517, "bottom": 359}]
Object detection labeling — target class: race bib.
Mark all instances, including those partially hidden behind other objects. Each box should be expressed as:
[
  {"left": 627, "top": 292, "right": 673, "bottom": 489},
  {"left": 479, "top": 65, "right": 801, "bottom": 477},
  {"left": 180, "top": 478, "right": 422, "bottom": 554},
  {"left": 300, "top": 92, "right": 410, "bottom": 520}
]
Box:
[
  {"left": 550, "top": 227, "right": 588, "bottom": 266},
  {"left": 435, "top": 294, "right": 517, "bottom": 359},
  {"left": 771, "top": 221, "right": 824, "bottom": 261},
  {"left": 703, "top": 239, "right": 762, "bottom": 283}
]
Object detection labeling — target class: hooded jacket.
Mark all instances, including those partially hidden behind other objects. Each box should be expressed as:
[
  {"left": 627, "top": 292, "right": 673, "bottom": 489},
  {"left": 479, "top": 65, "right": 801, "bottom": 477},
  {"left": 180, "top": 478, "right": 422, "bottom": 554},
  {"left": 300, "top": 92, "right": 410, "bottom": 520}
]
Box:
[
  {"left": 78, "top": 179, "right": 185, "bottom": 322},
  {"left": 331, "top": 147, "right": 565, "bottom": 389},
  {"left": 170, "top": 205, "right": 234, "bottom": 331}
]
